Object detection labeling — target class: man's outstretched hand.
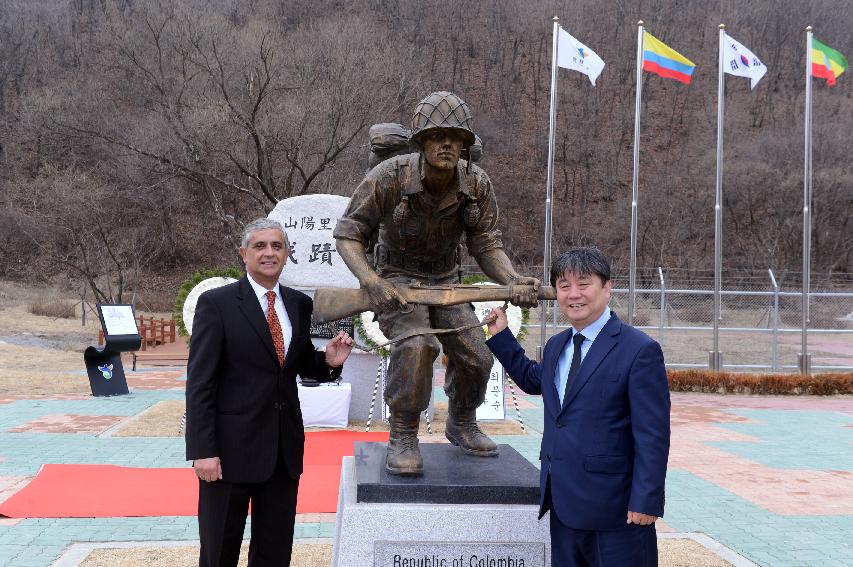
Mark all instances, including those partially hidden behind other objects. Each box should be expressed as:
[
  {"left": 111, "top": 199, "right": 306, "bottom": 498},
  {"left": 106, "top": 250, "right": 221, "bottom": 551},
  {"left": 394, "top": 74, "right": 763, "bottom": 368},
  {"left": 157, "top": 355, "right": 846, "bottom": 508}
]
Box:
[
  {"left": 325, "top": 331, "right": 354, "bottom": 367},
  {"left": 486, "top": 307, "right": 508, "bottom": 336}
]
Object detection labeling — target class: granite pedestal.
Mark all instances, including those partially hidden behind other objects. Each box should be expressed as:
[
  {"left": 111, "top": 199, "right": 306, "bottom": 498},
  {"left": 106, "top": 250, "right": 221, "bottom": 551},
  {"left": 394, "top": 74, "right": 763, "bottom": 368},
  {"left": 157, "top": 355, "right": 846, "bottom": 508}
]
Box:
[{"left": 332, "top": 442, "right": 551, "bottom": 567}]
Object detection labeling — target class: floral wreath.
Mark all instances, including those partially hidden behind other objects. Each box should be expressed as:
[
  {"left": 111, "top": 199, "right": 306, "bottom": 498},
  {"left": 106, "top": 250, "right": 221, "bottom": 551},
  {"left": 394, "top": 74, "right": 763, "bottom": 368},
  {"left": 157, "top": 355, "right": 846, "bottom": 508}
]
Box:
[
  {"left": 353, "top": 311, "right": 390, "bottom": 358},
  {"left": 174, "top": 267, "right": 244, "bottom": 337},
  {"left": 355, "top": 275, "right": 529, "bottom": 353}
]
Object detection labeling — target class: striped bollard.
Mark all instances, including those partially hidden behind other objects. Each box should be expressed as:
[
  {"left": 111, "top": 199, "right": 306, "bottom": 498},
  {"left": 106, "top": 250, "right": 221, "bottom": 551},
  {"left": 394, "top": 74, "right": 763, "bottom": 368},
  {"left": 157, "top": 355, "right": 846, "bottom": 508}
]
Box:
[
  {"left": 506, "top": 374, "right": 525, "bottom": 433},
  {"left": 365, "top": 358, "right": 383, "bottom": 432}
]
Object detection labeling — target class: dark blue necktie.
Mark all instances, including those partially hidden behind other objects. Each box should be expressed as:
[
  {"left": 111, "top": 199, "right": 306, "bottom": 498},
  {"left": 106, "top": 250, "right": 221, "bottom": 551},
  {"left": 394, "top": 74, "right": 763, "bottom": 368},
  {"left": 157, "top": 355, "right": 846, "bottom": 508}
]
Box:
[{"left": 562, "top": 332, "right": 586, "bottom": 404}]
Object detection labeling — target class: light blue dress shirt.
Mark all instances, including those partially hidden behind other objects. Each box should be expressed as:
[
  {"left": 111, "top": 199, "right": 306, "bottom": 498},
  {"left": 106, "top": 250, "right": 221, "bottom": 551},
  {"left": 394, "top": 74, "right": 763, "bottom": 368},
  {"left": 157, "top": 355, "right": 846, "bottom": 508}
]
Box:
[{"left": 555, "top": 308, "right": 612, "bottom": 404}]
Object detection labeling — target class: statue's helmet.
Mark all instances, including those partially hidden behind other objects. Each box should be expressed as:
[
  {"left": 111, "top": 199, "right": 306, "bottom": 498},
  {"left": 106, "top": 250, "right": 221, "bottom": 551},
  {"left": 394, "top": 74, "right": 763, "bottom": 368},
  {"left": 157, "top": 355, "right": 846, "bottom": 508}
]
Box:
[{"left": 410, "top": 91, "right": 476, "bottom": 148}]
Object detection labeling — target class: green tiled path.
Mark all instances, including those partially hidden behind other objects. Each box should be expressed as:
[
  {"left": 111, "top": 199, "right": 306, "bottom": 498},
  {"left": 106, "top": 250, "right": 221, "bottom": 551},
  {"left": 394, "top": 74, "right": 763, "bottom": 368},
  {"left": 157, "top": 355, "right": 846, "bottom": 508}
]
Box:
[{"left": 1, "top": 369, "right": 851, "bottom": 566}]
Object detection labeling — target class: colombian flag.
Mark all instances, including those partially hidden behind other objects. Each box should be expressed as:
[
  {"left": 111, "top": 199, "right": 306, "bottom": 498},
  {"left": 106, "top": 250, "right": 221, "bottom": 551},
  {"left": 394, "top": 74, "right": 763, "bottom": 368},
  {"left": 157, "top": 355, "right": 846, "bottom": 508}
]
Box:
[
  {"left": 642, "top": 31, "right": 696, "bottom": 84},
  {"left": 812, "top": 38, "right": 847, "bottom": 86}
]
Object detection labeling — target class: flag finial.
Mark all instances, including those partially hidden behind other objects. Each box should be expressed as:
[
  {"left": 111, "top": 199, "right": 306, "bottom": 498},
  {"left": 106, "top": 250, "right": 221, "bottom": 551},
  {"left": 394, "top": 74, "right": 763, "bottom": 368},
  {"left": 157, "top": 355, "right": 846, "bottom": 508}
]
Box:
[
  {"left": 806, "top": 25, "right": 813, "bottom": 32},
  {"left": 552, "top": 16, "right": 559, "bottom": 22},
  {"left": 638, "top": 20, "right": 644, "bottom": 26},
  {"left": 719, "top": 24, "right": 725, "bottom": 30}
]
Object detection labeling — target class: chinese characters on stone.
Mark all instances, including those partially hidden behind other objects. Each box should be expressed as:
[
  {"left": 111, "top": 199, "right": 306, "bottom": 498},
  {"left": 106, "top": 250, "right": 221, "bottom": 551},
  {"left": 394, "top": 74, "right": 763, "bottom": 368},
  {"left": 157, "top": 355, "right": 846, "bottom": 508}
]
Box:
[{"left": 280, "top": 216, "right": 337, "bottom": 266}]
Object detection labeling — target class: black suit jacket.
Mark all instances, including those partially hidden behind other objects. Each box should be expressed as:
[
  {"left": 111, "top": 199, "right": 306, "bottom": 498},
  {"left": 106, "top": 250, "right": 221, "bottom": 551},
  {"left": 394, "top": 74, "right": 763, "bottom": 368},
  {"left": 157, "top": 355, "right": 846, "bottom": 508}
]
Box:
[{"left": 185, "top": 277, "right": 337, "bottom": 482}]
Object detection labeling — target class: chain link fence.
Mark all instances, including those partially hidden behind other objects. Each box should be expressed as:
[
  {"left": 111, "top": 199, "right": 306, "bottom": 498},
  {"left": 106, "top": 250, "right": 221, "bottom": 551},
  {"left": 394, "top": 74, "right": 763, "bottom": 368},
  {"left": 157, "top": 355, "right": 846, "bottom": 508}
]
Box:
[{"left": 508, "top": 268, "right": 853, "bottom": 373}]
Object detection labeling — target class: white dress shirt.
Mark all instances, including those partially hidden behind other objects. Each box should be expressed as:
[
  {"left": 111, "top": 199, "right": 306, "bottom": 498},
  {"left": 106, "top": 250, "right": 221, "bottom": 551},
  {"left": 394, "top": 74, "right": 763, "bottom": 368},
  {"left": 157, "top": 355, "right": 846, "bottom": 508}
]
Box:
[{"left": 246, "top": 273, "right": 293, "bottom": 354}]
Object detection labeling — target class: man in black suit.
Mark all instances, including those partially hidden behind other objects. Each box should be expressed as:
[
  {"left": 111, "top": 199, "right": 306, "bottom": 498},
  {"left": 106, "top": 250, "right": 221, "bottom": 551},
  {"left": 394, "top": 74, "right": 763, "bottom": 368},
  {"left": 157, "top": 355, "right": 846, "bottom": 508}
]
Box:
[{"left": 185, "top": 218, "right": 353, "bottom": 567}]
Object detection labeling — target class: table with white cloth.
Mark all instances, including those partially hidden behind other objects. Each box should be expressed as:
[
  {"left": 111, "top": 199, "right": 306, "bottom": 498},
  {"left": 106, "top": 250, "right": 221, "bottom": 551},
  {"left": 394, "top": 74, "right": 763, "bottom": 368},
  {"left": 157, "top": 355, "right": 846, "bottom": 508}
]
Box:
[{"left": 296, "top": 382, "right": 352, "bottom": 428}]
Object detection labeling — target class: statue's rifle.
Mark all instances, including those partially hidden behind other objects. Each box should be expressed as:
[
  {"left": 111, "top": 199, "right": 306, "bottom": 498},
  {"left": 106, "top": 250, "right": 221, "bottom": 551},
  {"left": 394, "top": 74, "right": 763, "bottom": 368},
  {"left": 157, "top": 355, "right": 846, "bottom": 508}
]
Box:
[{"left": 313, "top": 283, "right": 556, "bottom": 350}]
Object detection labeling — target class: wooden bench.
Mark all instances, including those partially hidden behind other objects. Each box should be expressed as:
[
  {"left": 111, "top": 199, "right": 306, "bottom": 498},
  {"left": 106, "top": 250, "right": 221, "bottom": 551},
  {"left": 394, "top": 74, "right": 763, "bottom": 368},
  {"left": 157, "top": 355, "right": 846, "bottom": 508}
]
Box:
[
  {"left": 100, "top": 317, "right": 177, "bottom": 350},
  {"left": 131, "top": 352, "right": 189, "bottom": 371}
]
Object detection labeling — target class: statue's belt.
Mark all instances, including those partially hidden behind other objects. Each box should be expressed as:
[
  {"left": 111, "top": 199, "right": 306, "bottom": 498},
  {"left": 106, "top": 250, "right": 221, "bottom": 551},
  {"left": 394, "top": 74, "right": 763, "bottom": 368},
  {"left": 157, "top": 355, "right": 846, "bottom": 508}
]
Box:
[{"left": 376, "top": 246, "right": 458, "bottom": 275}]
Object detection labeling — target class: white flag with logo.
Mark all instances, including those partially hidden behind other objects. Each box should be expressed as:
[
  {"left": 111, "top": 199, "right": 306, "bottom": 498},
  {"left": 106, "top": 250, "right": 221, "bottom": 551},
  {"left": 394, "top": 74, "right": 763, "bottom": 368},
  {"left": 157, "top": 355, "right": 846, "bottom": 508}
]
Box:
[
  {"left": 722, "top": 32, "right": 767, "bottom": 89},
  {"left": 556, "top": 26, "right": 605, "bottom": 86}
]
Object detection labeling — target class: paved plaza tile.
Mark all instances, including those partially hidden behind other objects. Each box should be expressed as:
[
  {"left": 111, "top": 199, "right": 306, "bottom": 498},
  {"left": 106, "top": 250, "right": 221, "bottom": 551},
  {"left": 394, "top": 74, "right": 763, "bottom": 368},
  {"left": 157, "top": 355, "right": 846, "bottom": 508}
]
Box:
[
  {"left": 0, "top": 373, "right": 850, "bottom": 566},
  {"left": 7, "top": 414, "right": 124, "bottom": 434}
]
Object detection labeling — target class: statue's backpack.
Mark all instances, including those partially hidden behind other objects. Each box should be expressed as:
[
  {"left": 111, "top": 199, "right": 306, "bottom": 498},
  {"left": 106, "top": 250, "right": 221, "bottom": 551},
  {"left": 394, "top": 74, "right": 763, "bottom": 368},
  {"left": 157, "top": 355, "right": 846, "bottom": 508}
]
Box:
[{"left": 366, "top": 122, "right": 483, "bottom": 171}]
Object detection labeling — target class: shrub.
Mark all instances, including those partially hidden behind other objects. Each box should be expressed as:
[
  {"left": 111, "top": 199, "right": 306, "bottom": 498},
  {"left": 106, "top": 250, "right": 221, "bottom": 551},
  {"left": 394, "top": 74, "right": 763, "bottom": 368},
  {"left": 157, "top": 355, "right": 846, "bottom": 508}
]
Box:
[
  {"left": 28, "top": 299, "right": 76, "bottom": 319},
  {"left": 667, "top": 369, "right": 853, "bottom": 395}
]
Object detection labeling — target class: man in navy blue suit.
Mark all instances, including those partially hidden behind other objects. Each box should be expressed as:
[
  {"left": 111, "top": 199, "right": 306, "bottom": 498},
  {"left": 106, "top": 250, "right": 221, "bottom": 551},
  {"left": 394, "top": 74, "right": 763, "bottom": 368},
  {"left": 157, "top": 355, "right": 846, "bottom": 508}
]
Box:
[{"left": 486, "top": 247, "right": 670, "bottom": 567}]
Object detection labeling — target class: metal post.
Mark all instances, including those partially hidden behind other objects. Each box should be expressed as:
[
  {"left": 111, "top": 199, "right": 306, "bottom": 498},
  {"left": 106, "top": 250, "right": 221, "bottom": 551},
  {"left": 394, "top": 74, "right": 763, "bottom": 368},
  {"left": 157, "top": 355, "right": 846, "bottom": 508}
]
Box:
[
  {"left": 800, "top": 27, "right": 813, "bottom": 375},
  {"left": 710, "top": 24, "right": 726, "bottom": 371},
  {"left": 628, "top": 21, "right": 645, "bottom": 325},
  {"left": 539, "top": 15, "right": 561, "bottom": 362},
  {"left": 658, "top": 267, "right": 666, "bottom": 351},
  {"left": 768, "top": 269, "right": 779, "bottom": 371}
]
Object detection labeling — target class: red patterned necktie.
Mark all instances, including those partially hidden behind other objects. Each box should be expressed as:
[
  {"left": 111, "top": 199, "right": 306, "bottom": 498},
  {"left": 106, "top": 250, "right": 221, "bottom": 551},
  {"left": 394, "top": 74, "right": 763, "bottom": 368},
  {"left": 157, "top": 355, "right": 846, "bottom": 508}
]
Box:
[{"left": 265, "top": 290, "right": 286, "bottom": 366}]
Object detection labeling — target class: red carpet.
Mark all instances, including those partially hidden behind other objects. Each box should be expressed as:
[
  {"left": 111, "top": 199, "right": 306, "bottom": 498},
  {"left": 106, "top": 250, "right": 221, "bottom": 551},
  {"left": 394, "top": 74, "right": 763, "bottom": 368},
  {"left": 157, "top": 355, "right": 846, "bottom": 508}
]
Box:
[{"left": 0, "top": 430, "right": 389, "bottom": 518}]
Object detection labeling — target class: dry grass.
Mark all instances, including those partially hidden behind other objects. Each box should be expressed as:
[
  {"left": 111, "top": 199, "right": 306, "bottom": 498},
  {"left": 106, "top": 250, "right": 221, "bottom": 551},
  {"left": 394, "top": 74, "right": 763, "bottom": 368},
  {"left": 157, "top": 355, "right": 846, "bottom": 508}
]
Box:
[
  {"left": 0, "top": 343, "right": 92, "bottom": 396},
  {"left": 77, "top": 538, "right": 729, "bottom": 566},
  {"left": 660, "top": 538, "right": 733, "bottom": 566},
  {"left": 113, "top": 400, "right": 527, "bottom": 438},
  {"left": 0, "top": 367, "right": 91, "bottom": 396},
  {"left": 113, "top": 400, "right": 186, "bottom": 437},
  {"left": 80, "top": 542, "right": 331, "bottom": 566},
  {"left": 0, "top": 304, "right": 99, "bottom": 339}
]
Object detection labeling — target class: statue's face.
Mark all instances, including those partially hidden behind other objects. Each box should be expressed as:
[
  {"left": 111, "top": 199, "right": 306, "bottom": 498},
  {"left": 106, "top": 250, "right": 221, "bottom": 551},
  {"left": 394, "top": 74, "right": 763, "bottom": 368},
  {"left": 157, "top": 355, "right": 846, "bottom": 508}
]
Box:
[{"left": 420, "top": 129, "right": 464, "bottom": 172}]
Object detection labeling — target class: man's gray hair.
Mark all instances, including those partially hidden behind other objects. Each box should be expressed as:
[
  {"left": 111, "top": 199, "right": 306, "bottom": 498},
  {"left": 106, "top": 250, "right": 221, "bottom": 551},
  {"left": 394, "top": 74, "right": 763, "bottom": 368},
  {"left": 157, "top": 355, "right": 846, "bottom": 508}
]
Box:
[
  {"left": 550, "top": 247, "right": 611, "bottom": 286},
  {"left": 241, "top": 218, "right": 289, "bottom": 248}
]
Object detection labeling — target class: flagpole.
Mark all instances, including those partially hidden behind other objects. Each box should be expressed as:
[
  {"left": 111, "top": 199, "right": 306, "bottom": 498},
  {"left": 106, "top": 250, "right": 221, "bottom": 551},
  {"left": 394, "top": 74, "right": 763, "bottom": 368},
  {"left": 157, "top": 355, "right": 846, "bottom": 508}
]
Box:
[
  {"left": 539, "top": 15, "right": 560, "bottom": 361},
  {"left": 628, "top": 21, "right": 644, "bottom": 325},
  {"left": 800, "top": 26, "right": 813, "bottom": 375},
  {"left": 711, "top": 24, "right": 725, "bottom": 371}
]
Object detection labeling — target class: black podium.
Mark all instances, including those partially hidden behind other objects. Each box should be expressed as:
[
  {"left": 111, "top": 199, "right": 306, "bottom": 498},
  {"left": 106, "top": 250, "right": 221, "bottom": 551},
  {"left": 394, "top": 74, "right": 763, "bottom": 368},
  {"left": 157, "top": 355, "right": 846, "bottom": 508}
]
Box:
[{"left": 83, "top": 304, "right": 142, "bottom": 396}]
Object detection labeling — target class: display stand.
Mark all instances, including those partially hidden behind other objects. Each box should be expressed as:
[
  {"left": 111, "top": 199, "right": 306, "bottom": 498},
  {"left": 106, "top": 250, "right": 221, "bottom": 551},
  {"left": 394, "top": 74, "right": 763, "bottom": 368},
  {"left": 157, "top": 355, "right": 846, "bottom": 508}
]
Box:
[{"left": 83, "top": 304, "right": 141, "bottom": 396}]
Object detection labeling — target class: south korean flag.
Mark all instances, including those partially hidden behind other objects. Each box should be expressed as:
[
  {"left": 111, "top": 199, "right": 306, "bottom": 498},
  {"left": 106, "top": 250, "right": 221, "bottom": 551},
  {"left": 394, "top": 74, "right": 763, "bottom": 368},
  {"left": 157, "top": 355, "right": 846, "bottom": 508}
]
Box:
[{"left": 723, "top": 32, "right": 767, "bottom": 90}]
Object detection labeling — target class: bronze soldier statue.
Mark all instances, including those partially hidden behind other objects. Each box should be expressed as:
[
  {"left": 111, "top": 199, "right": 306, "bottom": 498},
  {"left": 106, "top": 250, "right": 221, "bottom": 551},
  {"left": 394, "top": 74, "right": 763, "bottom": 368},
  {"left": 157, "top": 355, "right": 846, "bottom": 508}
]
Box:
[{"left": 335, "top": 91, "right": 539, "bottom": 475}]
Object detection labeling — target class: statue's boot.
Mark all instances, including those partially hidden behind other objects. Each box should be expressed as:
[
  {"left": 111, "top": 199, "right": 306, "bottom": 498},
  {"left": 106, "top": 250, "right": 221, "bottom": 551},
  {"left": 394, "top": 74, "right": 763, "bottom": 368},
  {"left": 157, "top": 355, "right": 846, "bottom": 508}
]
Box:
[
  {"left": 385, "top": 411, "right": 423, "bottom": 476},
  {"left": 445, "top": 404, "right": 499, "bottom": 457}
]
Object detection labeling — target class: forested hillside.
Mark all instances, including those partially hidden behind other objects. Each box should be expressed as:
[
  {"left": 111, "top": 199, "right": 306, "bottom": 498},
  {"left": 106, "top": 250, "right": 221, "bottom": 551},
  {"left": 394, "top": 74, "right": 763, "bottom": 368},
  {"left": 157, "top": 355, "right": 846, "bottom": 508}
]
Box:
[{"left": 1, "top": 0, "right": 851, "bottom": 303}]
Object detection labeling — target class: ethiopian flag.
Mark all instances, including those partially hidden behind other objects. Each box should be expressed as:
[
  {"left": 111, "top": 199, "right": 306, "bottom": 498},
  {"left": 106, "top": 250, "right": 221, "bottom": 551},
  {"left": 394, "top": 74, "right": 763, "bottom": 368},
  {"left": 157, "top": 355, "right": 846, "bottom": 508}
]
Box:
[
  {"left": 812, "top": 38, "right": 847, "bottom": 86},
  {"left": 642, "top": 31, "right": 696, "bottom": 84}
]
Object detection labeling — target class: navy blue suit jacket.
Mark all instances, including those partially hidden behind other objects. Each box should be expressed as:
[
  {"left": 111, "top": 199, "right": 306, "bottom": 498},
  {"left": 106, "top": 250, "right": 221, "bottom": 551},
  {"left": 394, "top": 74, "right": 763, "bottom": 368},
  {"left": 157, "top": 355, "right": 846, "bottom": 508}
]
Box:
[{"left": 486, "top": 312, "right": 670, "bottom": 530}]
